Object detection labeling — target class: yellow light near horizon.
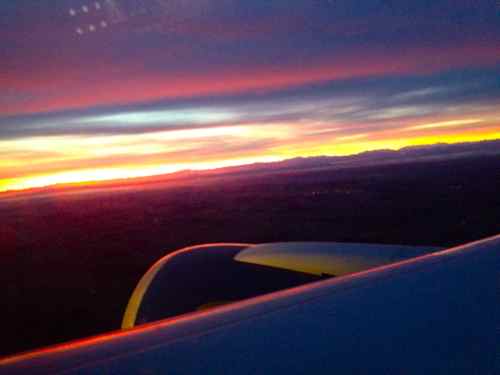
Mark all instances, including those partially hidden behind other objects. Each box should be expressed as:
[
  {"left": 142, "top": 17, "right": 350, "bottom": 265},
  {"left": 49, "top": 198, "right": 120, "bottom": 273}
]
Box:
[
  {"left": 304, "top": 129, "right": 500, "bottom": 157},
  {"left": 1, "top": 124, "right": 499, "bottom": 194},
  {"left": 0, "top": 155, "right": 283, "bottom": 192},
  {"left": 0, "top": 124, "right": 291, "bottom": 167}
]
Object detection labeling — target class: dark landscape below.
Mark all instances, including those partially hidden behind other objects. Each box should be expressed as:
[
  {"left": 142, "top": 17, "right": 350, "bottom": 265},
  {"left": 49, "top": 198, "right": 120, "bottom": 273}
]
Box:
[{"left": 1, "top": 141, "right": 500, "bottom": 356}]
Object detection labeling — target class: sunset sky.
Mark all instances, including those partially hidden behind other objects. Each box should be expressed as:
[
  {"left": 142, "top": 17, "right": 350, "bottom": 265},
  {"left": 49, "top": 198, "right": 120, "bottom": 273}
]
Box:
[{"left": 1, "top": 0, "right": 499, "bottom": 192}]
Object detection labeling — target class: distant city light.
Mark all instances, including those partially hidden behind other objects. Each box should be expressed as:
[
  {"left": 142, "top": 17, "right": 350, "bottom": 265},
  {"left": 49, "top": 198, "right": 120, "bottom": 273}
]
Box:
[
  {"left": 95, "top": 2, "right": 101, "bottom": 10},
  {"left": 82, "top": 5, "right": 89, "bottom": 13},
  {"left": 101, "top": 20, "right": 108, "bottom": 28},
  {"left": 69, "top": 8, "right": 76, "bottom": 16},
  {"left": 89, "top": 24, "right": 96, "bottom": 32},
  {"left": 76, "top": 27, "right": 84, "bottom": 35}
]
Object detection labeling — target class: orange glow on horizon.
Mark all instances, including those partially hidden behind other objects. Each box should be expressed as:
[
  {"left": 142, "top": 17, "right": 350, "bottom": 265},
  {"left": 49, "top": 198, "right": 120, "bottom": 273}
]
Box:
[
  {"left": 0, "top": 156, "right": 284, "bottom": 193},
  {"left": 1, "top": 127, "right": 499, "bottom": 194}
]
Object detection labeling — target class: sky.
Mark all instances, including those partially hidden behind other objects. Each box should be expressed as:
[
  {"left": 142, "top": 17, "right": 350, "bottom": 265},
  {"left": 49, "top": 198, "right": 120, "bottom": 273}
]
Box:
[{"left": 1, "top": 0, "right": 499, "bottom": 192}]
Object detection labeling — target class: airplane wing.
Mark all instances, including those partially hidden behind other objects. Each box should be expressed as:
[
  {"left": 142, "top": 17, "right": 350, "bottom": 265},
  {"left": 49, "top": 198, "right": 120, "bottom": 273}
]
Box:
[{"left": 1, "top": 235, "right": 499, "bottom": 374}]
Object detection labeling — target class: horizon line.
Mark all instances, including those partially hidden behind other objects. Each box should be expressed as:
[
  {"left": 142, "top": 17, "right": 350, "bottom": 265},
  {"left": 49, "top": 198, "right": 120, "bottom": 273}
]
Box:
[{"left": 1, "top": 138, "right": 499, "bottom": 197}]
